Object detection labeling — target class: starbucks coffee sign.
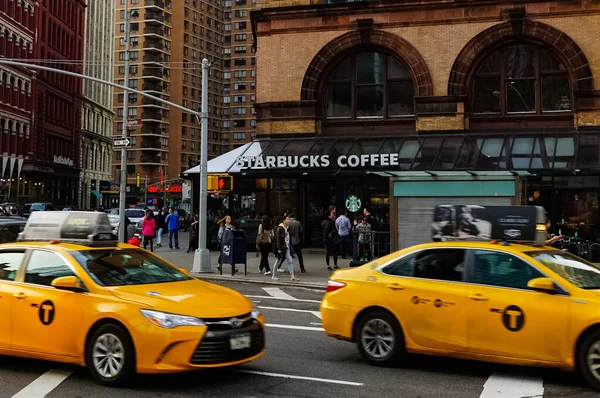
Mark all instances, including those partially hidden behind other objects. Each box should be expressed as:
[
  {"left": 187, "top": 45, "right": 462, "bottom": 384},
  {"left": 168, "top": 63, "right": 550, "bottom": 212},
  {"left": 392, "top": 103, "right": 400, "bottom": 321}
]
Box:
[
  {"left": 345, "top": 195, "right": 361, "bottom": 212},
  {"left": 235, "top": 153, "right": 404, "bottom": 170}
]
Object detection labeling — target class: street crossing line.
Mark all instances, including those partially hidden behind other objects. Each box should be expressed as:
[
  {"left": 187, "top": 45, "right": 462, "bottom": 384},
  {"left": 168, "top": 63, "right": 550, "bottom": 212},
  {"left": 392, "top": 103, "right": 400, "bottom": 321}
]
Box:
[
  {"left": 235, "top": 369, "right": 363, "bottom": 386},
  {"left": 12, "top": 369, "right": 73, "bottom": 398},
  {"left": 262, "top": 287, "right": 297, "bottom": 300},
  {"left": 258, "top": 305, "right": 322, "bottom": 320},
  {"left": 266, "top": 323, "right": 324, "bottom": 331},
  {"left": 247, "top": 295, "right": 322, "bottom": 304},
  {"left": 480, "top": 372, "right": 544, "bottom": 398}
]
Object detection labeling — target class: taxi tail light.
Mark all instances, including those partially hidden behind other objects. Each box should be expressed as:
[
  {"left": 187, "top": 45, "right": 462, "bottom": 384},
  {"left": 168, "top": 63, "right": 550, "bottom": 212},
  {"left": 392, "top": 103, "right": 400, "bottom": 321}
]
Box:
[{"left": 326, "top": 280, "right": 346, "bottom": 293}]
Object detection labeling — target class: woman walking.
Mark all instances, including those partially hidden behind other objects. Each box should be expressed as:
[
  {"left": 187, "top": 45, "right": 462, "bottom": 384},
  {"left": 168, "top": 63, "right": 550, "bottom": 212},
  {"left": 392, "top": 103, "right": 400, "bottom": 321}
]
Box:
[
  {"left": 321, "top": 211, "right": 339, "bottom": 270},
  {"left": 187, "top": 212, "right": 200, "bottom": 253},
  {"left": 273, "top": 215, "right": 298, "bottom": 282},
  {"left": 256, "top": 215, "right": 273, "bottom": 275},
  {"left": 141, "top": 210, "right": 156, "bottom": 252},
  {"left": 217, "top": 215, "right": 237, "bottom": 273},
  {"left": 154, "top": 210, "right": 166, "bottom": 247}
]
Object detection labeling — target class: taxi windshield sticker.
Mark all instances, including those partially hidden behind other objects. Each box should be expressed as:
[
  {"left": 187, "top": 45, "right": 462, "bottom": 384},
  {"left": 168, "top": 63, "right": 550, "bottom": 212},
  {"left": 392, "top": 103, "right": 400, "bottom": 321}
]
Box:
[
  {"left": 39, "top": 300, "right": 55, "bottom": 325},
  {"left": 502, "top": 305, "right": 525, "bottom": 332}
]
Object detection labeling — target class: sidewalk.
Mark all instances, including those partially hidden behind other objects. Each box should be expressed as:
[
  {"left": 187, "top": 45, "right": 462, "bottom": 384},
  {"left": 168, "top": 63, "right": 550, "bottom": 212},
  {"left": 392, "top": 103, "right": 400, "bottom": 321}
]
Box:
[{"left": 153, "top": 231, "right": 351, "bottom": 290}]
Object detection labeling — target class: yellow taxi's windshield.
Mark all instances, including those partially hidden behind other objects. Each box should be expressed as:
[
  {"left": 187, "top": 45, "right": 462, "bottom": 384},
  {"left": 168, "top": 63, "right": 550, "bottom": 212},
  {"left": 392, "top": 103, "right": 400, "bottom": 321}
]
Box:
[
  {"left": 71, "top": 249, "right": 191, "bottom": 287},
  {"left": 526, "top": 250, "right": 600, "bottom": 289}
]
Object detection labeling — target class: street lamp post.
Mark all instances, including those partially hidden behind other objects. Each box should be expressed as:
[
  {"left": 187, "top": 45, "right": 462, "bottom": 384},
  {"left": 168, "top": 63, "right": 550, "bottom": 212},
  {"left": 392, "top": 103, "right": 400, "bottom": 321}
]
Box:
[{"left": 193, "top": 59, "right": 211, "bottom": 273}]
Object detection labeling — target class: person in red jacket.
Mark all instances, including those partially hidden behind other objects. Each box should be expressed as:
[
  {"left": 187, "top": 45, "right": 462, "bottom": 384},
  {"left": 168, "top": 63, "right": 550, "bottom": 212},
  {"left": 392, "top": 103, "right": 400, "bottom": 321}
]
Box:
[{"left": 141, "top": 210, "right": 156, "bottom": 252}]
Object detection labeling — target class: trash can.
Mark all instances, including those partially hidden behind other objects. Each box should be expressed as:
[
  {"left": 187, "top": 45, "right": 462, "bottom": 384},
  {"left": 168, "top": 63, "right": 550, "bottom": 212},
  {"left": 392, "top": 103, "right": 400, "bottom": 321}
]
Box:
[{"left": 219, "top": 229, "right": 248, "bottom": 275}]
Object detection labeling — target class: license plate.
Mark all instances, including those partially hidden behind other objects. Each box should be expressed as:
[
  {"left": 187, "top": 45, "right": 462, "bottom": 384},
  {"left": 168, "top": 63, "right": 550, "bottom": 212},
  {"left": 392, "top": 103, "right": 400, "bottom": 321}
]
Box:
[{"left": 230, "top": 333, "right": 251, "bottom": 350}]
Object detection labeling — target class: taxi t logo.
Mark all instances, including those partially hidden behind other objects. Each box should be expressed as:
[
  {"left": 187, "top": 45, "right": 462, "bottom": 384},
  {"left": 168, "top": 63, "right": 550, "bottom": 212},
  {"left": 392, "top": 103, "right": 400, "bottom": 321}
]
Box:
[
  {"left": 39, "top": 300, "right": 55, "bottom": 326},
  {"left": 501, "top": 305, "right": 525, "bottom": 332}
]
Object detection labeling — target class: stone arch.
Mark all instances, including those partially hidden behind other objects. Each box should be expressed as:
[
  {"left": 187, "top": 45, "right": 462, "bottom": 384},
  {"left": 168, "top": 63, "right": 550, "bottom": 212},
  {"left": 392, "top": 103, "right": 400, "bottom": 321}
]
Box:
[
  {"left": 301, "top": 28, "right": 433, "bottom": 101},
  {"left": 448, "top": 19, "right": 594, "bottom": 96}
]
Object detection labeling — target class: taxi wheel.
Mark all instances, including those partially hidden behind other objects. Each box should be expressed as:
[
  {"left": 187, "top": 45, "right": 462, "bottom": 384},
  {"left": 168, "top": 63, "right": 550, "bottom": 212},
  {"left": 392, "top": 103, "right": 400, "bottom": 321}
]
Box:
[
  {"left": 356, "top": 310, "right": 404, "bottom": 366},
  {"left": 86, "top": 324, "right": 136, "bottom": 386},
  {"left": 578, "top": 329, "right": 600, "bottom": 391}
]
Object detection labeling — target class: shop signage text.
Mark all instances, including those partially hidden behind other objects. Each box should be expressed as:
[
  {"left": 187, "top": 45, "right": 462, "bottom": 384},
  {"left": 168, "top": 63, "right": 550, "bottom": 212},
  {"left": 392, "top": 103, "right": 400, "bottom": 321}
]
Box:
[
  {"left": 147, "top": 185, "right": 182, "bottom": 193},
  {"left": 53, "top": 155, "right": 73, "bottom": 167},
  {"left": 235, "top": 153, "right": 404, "bottom": 170}
]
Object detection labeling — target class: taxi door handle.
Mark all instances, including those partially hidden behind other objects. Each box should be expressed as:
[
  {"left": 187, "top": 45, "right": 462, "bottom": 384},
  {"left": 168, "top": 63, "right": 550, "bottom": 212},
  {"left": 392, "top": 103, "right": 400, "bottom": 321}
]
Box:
[
  {"left": 13, "top": 292, "right": 28, "bottom": 300},
  {"left": 386, "top": 283, "right": 405, "bottom": 291},
  {"left": 468, "top": 293, "right": 488, "bottom": 301}
]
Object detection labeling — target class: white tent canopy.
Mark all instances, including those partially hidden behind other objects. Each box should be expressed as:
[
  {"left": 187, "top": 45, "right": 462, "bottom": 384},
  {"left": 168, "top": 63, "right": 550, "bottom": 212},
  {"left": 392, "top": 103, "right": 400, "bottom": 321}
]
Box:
[{"left": 183, "top": 142, "right": 252, "bottom": 175}]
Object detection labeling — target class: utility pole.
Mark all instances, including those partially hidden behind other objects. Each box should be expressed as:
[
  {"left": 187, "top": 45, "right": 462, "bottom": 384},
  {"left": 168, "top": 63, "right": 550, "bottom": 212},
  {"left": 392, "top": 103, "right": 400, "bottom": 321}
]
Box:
[
  {"left": 193, "top": 59, "right": 211, "bottom": 273},
  {"left": 118, "top": 1, "right": 132, "bottom": 242}
]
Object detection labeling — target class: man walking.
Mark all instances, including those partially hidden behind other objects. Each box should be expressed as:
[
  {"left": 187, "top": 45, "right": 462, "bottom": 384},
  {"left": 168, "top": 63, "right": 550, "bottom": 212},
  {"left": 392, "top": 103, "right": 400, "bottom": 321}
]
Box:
[
  {"left": 335, "top": 209, "right": 352, "bottom": 259},
  {"left": 165, "top": 208, "right": 180, "bottom": 250},
  {"left": 288, "top": 213, "right": 305, "bottom": 273}
]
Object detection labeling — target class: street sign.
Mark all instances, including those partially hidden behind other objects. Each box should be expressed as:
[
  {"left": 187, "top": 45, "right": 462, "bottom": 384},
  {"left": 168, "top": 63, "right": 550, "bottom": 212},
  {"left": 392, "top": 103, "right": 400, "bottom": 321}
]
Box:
[{"left": 113, "top": 137, "right": 131, "bottom": 148}]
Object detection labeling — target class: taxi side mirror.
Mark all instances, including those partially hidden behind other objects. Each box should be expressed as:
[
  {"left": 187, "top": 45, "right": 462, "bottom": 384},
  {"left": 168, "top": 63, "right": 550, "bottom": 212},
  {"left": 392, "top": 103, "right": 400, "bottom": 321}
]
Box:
[
  {"left": 527, "top": 277, "right": 557, "bottom": 294},
  {"left": 51, "top": 276, "right": 86, "bottom": 293},
  {"left": 178, "top": 267, "right": 190, "bottom": 276}
]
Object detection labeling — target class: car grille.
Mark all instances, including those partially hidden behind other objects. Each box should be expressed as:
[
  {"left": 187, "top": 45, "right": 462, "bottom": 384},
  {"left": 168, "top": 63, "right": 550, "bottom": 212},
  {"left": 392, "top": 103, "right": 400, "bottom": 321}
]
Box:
[{"left": 190, "top": 318, "right": 264, "bottom": 365}]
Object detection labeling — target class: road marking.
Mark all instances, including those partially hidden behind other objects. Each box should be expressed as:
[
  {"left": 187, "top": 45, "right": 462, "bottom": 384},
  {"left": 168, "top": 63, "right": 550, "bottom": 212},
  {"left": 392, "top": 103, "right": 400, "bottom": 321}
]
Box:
[
  {"left": 266, "top": 323, "right": 324, "bottom": 331},
  {"left": 235, "top": 369, "right": 363, "bottom": 386},
  {"left": 480, "top": 373, "right": 544, "bottom": 398},
  {"left": 258, "top": 305, "right": 322, "bottom": 320},
  {"left": 310, "top": 311, "right": 322, "bottom": 319},
  {"left": 262, "top": 287, "right": 297, "bottom": 300},
  {"left": 12, "top": 369, "right": 73, "bottom": 398},
  {"left": 248, "top": 295, "right": 321, "bottom": 304}
]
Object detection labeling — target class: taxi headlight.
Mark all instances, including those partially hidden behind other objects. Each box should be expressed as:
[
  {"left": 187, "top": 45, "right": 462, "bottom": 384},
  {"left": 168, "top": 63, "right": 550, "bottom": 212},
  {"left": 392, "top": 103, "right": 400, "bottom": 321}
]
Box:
[
  {"left": 251, "top": 305, "right": 261, "bottom": 319},
  {"left": 140, "top": 309, "right": 206, "bottom": 329}
]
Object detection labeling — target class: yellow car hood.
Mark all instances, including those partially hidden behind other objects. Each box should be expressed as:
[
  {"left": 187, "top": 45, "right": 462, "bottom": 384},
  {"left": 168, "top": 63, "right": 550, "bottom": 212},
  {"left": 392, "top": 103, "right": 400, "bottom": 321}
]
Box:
[{"left": 107, "top": 279, "right": 253, "bottom": 318}]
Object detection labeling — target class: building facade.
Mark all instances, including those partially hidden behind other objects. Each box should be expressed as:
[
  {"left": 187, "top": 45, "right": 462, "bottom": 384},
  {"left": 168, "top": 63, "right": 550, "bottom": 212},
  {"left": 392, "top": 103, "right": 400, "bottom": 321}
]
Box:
[
  {"left": 187, "top": 0, "right": 600, "bottom": 250},
  {"left": 30, "top": 0, "right": 86, "bottom": 207},
  {"left": 0, "top": 0, "right": 35, "bottom": 203},
  {"left": 112, "top": 0, "right": 227, "bottom": 208},
  {"left": 81, "top": 0, "right": 114, "bottom": 210}
]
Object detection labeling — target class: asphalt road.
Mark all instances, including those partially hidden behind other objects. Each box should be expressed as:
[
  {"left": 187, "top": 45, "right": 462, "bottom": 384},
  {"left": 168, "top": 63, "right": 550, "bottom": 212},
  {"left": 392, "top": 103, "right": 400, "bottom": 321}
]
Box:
[{"left": 1, "top": 280, "right": 599, "bottom": 398}]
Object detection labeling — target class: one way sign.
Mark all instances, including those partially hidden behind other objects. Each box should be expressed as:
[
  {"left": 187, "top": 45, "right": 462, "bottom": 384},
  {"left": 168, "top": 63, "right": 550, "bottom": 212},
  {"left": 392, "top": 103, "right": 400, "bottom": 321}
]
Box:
[{"left": 113, "top": 137, "right": 131, "bottom": 148}]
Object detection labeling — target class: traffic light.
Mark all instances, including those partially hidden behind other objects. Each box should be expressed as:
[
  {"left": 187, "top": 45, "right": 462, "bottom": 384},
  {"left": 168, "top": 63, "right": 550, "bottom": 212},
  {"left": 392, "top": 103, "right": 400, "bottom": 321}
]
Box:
[
  {"left": 136, "top": 173, "right": 141, "bottom": 187},
  {"left": 207, "top": 174, "right": 233, "bottom": 192}
]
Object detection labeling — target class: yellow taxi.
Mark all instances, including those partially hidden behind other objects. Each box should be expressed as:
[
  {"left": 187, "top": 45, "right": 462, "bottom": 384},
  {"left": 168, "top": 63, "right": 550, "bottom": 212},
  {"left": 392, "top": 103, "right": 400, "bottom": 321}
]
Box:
[
  {"left": 321, "top": 206, "right": 600, "bottom": 391},
  {"left": 0, "top": 211, "right": 264, "bottom": 386}
]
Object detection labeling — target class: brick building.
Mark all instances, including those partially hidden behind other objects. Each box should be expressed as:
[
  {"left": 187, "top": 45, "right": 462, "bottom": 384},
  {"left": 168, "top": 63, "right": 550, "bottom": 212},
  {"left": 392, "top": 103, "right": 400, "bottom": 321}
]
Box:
[
  {"left": 0, "top": 0, "right": 35, "bottom": 202},
  {"left": 187, "top": 0, "right": 600, "bottom": 250},
  {"left": 31, "top": 0, "right": 86, "bottom": 207}
]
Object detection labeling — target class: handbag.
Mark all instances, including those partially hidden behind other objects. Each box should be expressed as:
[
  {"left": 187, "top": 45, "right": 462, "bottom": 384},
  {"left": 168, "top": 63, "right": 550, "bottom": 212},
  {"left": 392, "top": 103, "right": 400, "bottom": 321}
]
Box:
[{"left": 329, "top": 230, "right": 343, "bottom": 245}]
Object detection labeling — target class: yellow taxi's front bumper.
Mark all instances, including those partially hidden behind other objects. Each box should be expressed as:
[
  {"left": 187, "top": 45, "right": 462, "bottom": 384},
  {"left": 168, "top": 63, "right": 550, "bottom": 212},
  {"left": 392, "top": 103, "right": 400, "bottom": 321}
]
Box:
[
  {"left": 131, "top": 315, "right": 265, "bottom": 374},
  {"left": 320, "top": 297, "right": 360, "bottom": 342}
]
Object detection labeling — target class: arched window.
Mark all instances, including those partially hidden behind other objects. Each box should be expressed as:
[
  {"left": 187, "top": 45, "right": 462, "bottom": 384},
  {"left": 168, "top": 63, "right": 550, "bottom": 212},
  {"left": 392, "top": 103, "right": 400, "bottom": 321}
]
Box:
[
  {"left": 325, "top": 52, "right": 414, "bottom": 119},
  {"left": 471, "top": 44, "right": 571, "bottom": 115}
]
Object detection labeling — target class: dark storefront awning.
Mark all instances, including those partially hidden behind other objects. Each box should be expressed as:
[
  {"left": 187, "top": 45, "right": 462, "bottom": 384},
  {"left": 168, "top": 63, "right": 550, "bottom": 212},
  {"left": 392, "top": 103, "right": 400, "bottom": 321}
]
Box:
[{"left": 184, "top": 131, "right": 600, "bottom": 177}]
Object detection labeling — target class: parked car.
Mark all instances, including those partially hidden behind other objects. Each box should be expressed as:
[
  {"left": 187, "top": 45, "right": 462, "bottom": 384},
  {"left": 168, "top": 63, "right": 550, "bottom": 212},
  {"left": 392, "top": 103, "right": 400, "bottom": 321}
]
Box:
[
  {"left": 21, "top": 202, "right": 56, "bottom": 218},
  {"left": 0, "top": 216, "right": 26, "bottom": 243}
]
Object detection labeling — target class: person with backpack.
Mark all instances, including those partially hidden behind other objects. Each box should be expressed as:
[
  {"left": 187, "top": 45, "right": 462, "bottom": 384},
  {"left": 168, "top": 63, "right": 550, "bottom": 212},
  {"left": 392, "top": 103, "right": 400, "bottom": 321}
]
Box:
[
  {"left": 256, "top": 215, "right": 273, "bottom": 275},
  {"left": 321, "top": 211, "right": 340, "bottom": 271}
]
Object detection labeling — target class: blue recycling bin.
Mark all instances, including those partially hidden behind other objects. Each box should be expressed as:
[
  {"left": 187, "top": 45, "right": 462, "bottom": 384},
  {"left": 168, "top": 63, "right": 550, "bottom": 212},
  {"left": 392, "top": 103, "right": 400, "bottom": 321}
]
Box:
[{"left": 219, "top": 229, "right": 248, "bottom": 275}]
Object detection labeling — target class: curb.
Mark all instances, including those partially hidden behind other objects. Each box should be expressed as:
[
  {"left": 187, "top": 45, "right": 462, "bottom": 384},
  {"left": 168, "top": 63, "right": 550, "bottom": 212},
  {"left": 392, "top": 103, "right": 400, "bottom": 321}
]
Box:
[{"left": 190, "top": 272, "right": 327, "bottom": 290}]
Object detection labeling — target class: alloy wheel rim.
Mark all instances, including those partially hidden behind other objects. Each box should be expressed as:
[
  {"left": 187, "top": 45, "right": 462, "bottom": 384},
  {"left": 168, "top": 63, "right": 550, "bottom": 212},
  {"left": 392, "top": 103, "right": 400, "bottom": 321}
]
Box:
[
  {"left": 361, "top": 318, "right": 395, "bottom": 359},
  {"left": 92, "top": 333, "right": 125, "bottom": 378},
  {"left": 587, "top": 341, "right": 600, "bottom": 381}
]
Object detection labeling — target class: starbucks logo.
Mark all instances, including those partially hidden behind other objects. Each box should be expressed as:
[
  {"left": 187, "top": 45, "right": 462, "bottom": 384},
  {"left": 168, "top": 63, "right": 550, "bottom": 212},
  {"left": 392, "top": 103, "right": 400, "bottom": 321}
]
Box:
[{"left": 345, "top": 195, "right": 361, "bottom": 212}]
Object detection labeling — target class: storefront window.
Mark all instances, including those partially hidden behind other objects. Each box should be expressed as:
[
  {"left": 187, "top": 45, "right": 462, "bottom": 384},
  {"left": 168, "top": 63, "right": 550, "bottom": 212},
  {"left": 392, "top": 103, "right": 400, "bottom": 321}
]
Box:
[{"left": 472, "top": 44, "right": 571, "bottom": 115}]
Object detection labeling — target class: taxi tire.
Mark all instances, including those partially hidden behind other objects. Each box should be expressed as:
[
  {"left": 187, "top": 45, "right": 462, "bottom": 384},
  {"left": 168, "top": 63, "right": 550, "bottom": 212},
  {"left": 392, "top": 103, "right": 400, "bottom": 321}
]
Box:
[
  {"left": 86, "top": 324, "right": 136, "bottom": 387},
  {"left": 355, "top": 310, "right": 405, "bottom": 367},
  {"left": 577, "top": 328, "right": 600, "bottom": 391}
]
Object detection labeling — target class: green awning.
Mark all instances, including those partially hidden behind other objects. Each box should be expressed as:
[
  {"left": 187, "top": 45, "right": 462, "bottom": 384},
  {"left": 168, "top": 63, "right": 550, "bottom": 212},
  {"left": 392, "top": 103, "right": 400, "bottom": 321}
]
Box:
[{"left": 91, "top": 190, "right": 103, "bottom": 198}]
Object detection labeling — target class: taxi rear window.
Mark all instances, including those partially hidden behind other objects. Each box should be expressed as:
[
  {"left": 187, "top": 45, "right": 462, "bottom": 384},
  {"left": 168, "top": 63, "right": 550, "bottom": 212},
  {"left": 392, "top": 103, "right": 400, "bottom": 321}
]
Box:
[
  {"left": 70, "top": 249, "right": 191, "bottom": 286},
  {"left": 525, "top": 250, "right": 600, "bottom": 289}
]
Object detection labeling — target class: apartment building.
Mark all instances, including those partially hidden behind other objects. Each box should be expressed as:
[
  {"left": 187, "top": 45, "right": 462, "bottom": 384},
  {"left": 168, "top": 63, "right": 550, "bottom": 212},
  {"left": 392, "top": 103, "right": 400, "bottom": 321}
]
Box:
[{"left": 113, "top": 0, "right": 225, "bottom": 206}]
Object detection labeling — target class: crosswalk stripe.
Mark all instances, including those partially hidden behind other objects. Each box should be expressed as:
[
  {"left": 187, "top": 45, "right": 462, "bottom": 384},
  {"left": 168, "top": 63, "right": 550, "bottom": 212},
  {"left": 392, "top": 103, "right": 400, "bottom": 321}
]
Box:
[
  {"left": 12, "top": 369, "right": 73, "bottom": 398},
  {"left": 262, "top": 287, "right": 297, "bottom": 300},
  {"left": 480, "top": 372, "right": 544, "bottom": 398}
]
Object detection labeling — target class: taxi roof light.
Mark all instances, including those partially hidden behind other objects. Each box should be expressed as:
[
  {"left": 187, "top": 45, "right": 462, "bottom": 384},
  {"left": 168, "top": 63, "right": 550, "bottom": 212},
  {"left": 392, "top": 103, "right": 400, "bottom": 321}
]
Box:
[{"left": 18, "top": 211, "right": 118, "bottom": 247}]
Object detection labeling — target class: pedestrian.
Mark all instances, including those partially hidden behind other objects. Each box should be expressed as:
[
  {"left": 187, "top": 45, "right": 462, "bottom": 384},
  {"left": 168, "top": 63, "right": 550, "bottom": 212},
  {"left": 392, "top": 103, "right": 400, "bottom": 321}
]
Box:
[
  {"left": 141, "top": 210, "right": 156, "bottom": 252},
  {"left": 154, "top": 210, "right": 166, "bottom": 247},
  {"left": 165, "top": 208, "right": 180, "bottom": 249},
  {"left": 321, "top": 211, "right": 340, "bottom": 270},
  {"left": 273, "top": 215, "right": 298, "bottom": 282},
  {"left": 356, "top": 216, "right": 372, "bottom": 260},
  {"left": 256, "top": 215, "right": 273, "bottom": 275},
  {"left": 329, "top": 205, "right": 337, "bottom": 220},
  {"left": 287, "top": 213, "right": 305, "bottom": 273},
  {"left": 217, "top": 215, "right": 237, "bottom": 273},
  {"left": 188, "top": 212, "right": 200, "bottom": 253},
  {"left": 335, "top": 209, "right": 352, "bottom": 259}
]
